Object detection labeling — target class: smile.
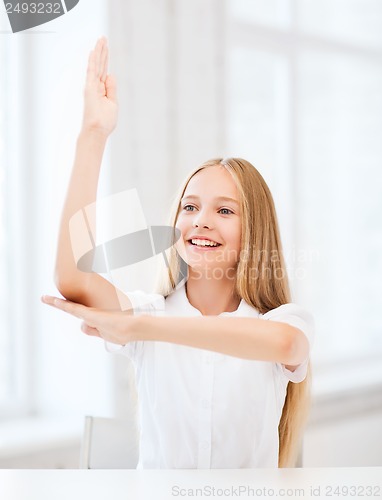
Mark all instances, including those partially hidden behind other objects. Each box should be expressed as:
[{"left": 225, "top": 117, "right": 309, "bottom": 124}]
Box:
[{"left": 188, "top": 239, "right": 221, "bottom": 248}]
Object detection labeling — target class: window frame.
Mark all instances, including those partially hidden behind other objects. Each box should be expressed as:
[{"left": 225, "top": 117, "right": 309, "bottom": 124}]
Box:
[
  {"left": 0, "top": 36, "right": 35, "bottom": 419},
  {"left": 227, "top": 2, "right": 382, "bottom": 392}
]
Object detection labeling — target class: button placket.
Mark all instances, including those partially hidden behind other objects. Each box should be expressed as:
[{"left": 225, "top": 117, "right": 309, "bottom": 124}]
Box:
[{"left": 196, "top": 351, "right": 214, "bottom": 468}]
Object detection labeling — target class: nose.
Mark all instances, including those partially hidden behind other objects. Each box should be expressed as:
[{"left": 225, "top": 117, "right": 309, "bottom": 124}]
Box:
[
  {"left": 192, "top": 210, "right": 211, "bottom": 229},
  {"left": 193, "top": 221, "right": 209, "bottom": 228}
]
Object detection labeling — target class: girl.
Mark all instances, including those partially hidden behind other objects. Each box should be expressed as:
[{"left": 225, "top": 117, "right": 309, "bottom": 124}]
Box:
[{"left": 42, "top": 37, "right": 314, "bottom": 469}]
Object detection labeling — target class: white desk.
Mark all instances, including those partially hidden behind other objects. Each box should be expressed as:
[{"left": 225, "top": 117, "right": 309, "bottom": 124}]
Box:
[{"left": 0, "top": 468, "right": 381, "bottom": 500}]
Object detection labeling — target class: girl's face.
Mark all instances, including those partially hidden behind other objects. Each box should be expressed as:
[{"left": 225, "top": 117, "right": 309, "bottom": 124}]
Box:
[{"left": 175, "top": 166, "right": 242, "bottom": 277}]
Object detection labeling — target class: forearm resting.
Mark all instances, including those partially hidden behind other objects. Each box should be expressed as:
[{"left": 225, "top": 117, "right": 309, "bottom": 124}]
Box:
[{"left": 136, "top": 315, "right": 309, "bottom": 365}]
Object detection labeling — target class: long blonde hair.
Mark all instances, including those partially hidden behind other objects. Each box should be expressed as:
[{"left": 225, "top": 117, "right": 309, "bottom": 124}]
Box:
[{"left": 156, "top": 158, "right": 312, "bottom": 467}]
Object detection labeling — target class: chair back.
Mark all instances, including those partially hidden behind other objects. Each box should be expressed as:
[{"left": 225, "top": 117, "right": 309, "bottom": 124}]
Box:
[{"left": 80, "top": 416, "right": 139, "bottom": 469}]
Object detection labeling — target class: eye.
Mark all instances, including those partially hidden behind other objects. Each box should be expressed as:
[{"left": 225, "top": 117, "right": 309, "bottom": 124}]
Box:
[
  {"left": 183, "top": 204, "right": 196, "bottom": 211},
  {"left": 218, "top": 208, "right": 234, "bottom": 215}
]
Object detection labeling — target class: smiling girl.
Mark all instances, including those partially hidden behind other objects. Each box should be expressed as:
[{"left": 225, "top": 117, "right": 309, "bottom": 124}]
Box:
[{"left": 42, "top": 37, "right": 314, "bottom": 469}]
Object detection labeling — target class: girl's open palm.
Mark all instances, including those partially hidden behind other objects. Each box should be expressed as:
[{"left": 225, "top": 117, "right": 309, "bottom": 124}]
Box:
[{"left": 82, "top": 37, "right": 118, "bottom": 136}]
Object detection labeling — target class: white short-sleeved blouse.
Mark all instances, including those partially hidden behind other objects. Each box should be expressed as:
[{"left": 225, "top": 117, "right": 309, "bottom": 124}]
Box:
[{"left": 106, "top": 284, "right": 314, "bottom": 469}]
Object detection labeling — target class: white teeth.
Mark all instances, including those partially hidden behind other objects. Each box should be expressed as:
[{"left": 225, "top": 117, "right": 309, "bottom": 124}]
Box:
[{"left": 191, "top": 239, "right": 219, "bottom": 247}]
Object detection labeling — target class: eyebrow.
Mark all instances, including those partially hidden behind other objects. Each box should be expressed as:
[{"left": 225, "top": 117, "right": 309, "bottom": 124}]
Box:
[{"left": 181, "top": 195, "right": 239, "bottom": 206}]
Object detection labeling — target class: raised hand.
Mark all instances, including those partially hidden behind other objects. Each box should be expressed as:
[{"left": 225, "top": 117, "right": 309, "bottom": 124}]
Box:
[{"left": 82, "top": 37, "right": 118, "bottom": 137}]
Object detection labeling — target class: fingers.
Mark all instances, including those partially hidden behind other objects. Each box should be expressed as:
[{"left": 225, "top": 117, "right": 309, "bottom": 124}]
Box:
[
  {"left": 100, "top": 40, "right": 108, "bottom": 83},
  {"left": 94, "top": 37, "right": 103, "bottom": 78},
  {"left": 105, "top": 74, "right": 117, "bottom": 103},
  {"left": 41, "top": 294, "right": 60, "bottom": 307},
  {"left": 42, "top": 296, "right": 130, "bottom": 346},
  {"left": 86, "top": 36, "right": 107, "bottom": 83},
  {"left": 42, "top": 296, "right": 103, "bottom": 338},
  {"left": 41, "top": 295, "right": 89, "bottom": 321},
  {"left": 86, "top": 49, "right": 96, "bottom": 82},
  {"left": 81, "top": 322, "right": 101, "bottom": 337}
]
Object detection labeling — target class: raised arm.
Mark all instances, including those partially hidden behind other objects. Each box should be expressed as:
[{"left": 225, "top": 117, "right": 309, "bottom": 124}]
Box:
[{"left": 55, "top": 37, "right": 131, "bottom": 311}]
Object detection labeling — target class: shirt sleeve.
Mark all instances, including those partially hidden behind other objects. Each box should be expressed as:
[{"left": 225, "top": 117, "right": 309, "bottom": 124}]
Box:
[
  {"left": 104, "top": 290, "right": 165, "bottom": 362},
  {"left": 260, "top": 303, "right": 315, "bottom": 383}
]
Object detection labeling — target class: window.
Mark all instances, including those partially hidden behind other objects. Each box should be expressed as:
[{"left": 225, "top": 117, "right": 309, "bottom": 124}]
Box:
[
  {"left": 226, "top": 0, "right": 382, "bottom": 388},
  {"left": 0, "top": 1, "right": 113, "bottom": 426},
  {"left": 0, "top": 23, "right": 27, "bottom": 417}
]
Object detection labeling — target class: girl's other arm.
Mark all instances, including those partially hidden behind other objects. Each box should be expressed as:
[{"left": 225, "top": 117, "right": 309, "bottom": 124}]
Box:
[{"left": 138, "top": 315, "right": 309, "bottom": 367}]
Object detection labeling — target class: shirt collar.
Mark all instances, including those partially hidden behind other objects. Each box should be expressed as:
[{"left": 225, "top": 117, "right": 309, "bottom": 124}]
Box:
[{"left": 166, "top": 283, "right": 259, "bottom": 317}]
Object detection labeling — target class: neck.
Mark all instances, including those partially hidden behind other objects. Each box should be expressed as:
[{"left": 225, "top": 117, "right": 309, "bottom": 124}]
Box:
[{"left": 185, "top": 271, "right": 240, "bottom": 316}]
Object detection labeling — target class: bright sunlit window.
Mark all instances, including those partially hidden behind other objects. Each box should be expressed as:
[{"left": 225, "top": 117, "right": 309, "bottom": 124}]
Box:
[
  {"left": 0, "top": 1, "right": 113, "bottom": 424},
  {"left": 227, "top": 0, "right": 382, "bottom": 386},
  {"left": 0, "top": 16, "right": 15, "bottom": 412},
  {"left": 0, "top": 34, "right": 32, "bottom": 418}
]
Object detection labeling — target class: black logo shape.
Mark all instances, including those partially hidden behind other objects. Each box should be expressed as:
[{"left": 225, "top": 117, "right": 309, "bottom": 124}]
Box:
[{"left": 4, "top": 0, "right": 80, "bottom": 33}]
